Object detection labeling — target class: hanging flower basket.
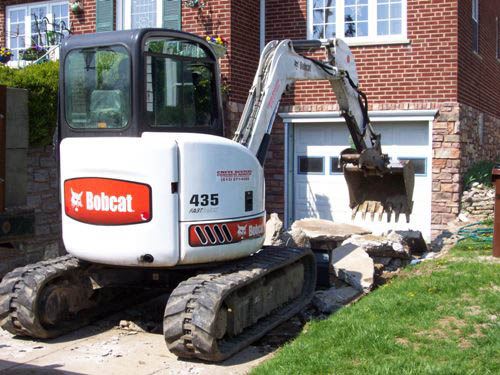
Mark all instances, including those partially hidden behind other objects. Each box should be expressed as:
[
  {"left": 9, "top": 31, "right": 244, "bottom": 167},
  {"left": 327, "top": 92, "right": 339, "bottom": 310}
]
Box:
[
  {"left": 70, "top": 1, "right": 83, "bottom": 13},
  {"left": 20, "top": 45, "right": 47, "bottom": 61},
  {"left": 206, "top": 36, "right": 227, "bottom": 58},
  {"left": 0, "top": 48, "right": 12, "bottom": 64}
]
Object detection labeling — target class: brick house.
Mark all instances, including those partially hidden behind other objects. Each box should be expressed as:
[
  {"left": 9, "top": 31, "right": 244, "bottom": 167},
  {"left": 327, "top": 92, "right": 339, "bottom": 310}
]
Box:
[{"left": 0, "top": 0, "right": 499, "bottom": 241}]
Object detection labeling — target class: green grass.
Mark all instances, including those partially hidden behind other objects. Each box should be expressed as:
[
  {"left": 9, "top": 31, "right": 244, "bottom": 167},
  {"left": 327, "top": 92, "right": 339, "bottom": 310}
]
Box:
[{"left": 251, "top": 234, "right": 499, "bottom": 375}]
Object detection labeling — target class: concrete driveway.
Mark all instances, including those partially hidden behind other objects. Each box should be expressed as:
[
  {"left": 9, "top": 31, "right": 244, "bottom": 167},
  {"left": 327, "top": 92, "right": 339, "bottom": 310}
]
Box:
[{"left": 0, "top": 296, "right": 276, "bottom": 375}]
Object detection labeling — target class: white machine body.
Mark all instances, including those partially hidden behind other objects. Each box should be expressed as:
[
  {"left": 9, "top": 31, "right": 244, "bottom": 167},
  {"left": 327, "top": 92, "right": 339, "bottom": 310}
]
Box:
[{"left": 60, "top": 133, "right": 265, "bottom": 267}]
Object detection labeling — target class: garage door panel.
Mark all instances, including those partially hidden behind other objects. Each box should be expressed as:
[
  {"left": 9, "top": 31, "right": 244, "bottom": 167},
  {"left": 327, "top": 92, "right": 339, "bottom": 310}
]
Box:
[
  {"left": 295, "top": 125, "right": 330, "bottom": 148},
  {"left": 292, "top": 122, "right": 432, "bottom": 241},
  {"left": 374, "top": 123, "right": 429, "bottom": 146}
]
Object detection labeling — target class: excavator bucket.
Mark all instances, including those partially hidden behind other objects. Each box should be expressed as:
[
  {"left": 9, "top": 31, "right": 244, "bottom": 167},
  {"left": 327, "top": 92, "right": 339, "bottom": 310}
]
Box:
[{"left": 343, "top": 161, "right": 415, "bottom": 223}]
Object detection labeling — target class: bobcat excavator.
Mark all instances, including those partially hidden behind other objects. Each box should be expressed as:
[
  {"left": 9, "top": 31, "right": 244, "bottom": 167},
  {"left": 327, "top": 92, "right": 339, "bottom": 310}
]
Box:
[{"left": 0, "top": 29, "right": 414, "bottom": 361}]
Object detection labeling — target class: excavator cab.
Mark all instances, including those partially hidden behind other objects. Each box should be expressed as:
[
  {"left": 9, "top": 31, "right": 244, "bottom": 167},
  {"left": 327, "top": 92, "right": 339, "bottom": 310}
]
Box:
[{"left": 59, "top": 29, "right": 225, "bottom": 141}]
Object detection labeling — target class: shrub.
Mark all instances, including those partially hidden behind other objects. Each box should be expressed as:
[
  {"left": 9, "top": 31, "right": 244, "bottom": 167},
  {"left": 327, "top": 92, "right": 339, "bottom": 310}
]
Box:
[
  {"left": 463, "top": 160, "right": 498, "bottom": 188},
  {"left": 0, "top": 61, "right": 59, "bottom": 146}
]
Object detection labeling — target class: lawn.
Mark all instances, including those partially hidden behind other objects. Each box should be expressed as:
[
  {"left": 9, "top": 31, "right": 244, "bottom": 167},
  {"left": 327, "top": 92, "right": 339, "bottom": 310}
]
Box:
[{"left": 251, "top": 232, "right": 499, "bottom": 375}]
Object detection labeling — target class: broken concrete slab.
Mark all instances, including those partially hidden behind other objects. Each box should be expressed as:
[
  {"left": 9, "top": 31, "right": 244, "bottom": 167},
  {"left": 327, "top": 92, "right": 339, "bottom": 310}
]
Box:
[
  {"left": 264, "top": 213, "right": 284, "bottom": 246},
  {"left": 343, "top": 233, "right": 410, "bottom": 259},
  {"left": 312, "top": 286, "right": 360, "bottom": 314},
  {"left": 343, "top": 229, "right": 428, "bottom": 259},
  {"left": 384, "top": 230, "right": 429, "bottom": 254},
  {"left": 291, "top": 219, "right": 370, "bottom": 245},
  {"left": 330, "top": 243, "right": 374, "bottom": 292}
]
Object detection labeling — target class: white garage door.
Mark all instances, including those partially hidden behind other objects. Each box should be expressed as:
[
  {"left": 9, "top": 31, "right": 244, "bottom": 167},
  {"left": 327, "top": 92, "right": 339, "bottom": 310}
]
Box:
[{"left": 293, "top": 121, "right": 432, "bottom": 240}]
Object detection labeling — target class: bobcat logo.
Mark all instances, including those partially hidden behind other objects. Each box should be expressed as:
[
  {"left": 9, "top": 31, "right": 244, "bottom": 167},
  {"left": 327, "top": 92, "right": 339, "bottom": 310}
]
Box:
[
  {"left": 237, "top": 224, "right": 247, "bottom": 239},
  {"left": 71, "top": 189, "right": 83, "bottom": 212}
]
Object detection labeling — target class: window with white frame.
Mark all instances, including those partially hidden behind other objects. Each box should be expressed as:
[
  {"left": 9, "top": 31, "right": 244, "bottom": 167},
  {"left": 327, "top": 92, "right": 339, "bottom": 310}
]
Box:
[
  {"left": 118, "top": 0, "right": 163, "bottom": 30},
  {"left": 308, "top": 0, "right": 407, "bottom": 45},
  {"left": 6, "top": 1, "right": 69, "bottom": 61}
]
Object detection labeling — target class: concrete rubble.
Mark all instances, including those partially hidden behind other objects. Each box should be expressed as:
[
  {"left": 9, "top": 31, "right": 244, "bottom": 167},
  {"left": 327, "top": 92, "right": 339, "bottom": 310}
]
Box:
[
  {"left": 312, "top": 286, "right": 360, "bottom": 314},
  {"left": 329, "top": 243, "right": 375, "bottom": 292},
  {"left": 265, "top": 214, "right": 433, "bottom": 315}
]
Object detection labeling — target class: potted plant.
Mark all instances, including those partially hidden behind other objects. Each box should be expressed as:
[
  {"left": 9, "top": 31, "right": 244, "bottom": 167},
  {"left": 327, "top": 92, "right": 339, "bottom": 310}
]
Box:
[
  {"left": 0, "top": 47, "right": 12, "bottom": 64},
  {"left": 20, "top": 45, "right": 47, "bottom": 61},
  {"left": 205, "top": 36, "right": 227, "bottom": 58}
]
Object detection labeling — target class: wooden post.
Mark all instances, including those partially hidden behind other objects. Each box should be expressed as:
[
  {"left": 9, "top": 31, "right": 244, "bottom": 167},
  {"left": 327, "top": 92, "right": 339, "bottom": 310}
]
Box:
[
  {"left": 0, "top": 85, "right": 6, "bottom": 212},
  {"left": 493, "top": 165, "right": 500, "bottom": 258}
]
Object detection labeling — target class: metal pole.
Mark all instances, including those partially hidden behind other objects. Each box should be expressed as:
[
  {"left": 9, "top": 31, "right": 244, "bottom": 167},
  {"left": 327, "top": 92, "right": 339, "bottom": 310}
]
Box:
[{"left": 493, "top": 164, "right": 500, "bottom": 257}]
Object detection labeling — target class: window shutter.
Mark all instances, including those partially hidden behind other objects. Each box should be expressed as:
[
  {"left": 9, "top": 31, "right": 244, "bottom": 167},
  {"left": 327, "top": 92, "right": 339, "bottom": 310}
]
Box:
[
  {"left": 96, "top": 0, "right": 114, "bottom": 32},
  {"left": 163, "top": 0, "right": 181, "bottom": 30}
]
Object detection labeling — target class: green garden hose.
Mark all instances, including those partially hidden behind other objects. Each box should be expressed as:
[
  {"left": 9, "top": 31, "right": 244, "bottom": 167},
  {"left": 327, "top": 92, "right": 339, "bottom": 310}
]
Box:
[{"left": 457, "top": 221, "right": 494, "bottom": 243}]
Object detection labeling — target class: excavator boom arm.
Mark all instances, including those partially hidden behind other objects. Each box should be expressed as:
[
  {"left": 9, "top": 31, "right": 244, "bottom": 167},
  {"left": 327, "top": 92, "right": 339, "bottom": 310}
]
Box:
[{"left": 233, "top": 38, "right": 415, "bottom": 222}]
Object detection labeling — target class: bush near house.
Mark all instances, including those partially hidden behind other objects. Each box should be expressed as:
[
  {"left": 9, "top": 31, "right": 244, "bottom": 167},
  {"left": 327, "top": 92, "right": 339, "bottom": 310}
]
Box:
[
  {"left": 464, "top": 160, "right": 499, "bottom": 188},
  {"left": 0, "top": 61, "right": 59, "bottom": 146}
]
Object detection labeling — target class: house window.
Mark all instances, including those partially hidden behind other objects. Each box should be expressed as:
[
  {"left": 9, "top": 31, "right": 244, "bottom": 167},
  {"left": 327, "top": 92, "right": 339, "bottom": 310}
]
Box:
[
  {"left": 298, "top": 157, "right": 325, "bottom": 174},
  {"left": 472, "top": 0, "right": 479, "bottom": 53},
  {"left": 6, "top": 1, "right": 69, "bottom": 61},
  {"left": 131, "top": 0, "right": 158, "bottom": 28},
  {"left": 308, "top": 0, "right": 407, "bottom": 45},
  {"left": 398, "top": 157, "right": 427, "bottom": 176},
  {"left": 7, "top": 9, "right": 26, "bottom": 61},
  {"left": 119, "top": 0, "right": 162, "bottom": 29},
  {"left": 330, "top": 156, "right": 343, "bottom": 174}
]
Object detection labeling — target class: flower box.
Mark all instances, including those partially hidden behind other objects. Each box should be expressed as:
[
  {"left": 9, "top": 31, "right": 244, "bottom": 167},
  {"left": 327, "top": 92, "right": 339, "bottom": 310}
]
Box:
[{"left": 20, "top": 46, "right": 47, "bottom": 61}]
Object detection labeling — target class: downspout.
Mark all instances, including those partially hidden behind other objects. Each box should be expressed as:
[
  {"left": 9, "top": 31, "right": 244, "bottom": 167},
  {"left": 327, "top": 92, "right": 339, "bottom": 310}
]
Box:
[{"left": 260, "top": 0, "right": 265, "bottom": 51}]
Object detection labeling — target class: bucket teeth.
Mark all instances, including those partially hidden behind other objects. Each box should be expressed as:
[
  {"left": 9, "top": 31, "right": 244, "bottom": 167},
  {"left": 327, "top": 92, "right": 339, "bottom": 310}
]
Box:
[{"left": 350, "top": 200, "right": 412, "bottom": 223}]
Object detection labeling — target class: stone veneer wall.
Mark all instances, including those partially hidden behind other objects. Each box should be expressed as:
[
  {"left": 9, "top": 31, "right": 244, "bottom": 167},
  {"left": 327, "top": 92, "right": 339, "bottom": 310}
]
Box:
[
  {"left": 431, "top": 103, "right": 499, "bottom": 238},
  {"left": 0, "top": 146, "right": 65, "bottom": 279}
]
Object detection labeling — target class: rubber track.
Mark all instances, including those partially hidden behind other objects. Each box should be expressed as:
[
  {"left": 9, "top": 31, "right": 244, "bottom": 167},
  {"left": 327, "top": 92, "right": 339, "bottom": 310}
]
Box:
[
  {"left": 0, "top": 255, "right": 155, "bottom": 339},
  {"left": 163, "top": 246, "right": 316, "bottom": 361},
  {"left": 0, "top": 255, "right": 85, "bottom": 338}
]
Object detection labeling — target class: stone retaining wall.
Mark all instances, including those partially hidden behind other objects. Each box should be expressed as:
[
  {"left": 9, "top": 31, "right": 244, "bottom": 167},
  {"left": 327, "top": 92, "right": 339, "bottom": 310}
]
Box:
[
  {"left": 460, "top": 184, "right": 495, "bottom": 221},
  {"left": 0, "top": 146, "right": 65, "bottom": 279}
]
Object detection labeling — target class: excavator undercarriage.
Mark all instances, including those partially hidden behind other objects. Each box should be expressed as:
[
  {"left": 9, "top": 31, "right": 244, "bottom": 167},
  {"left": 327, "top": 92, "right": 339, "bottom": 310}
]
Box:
[{"left": 0, "top": 247, "right": 315, "bottom": 362}]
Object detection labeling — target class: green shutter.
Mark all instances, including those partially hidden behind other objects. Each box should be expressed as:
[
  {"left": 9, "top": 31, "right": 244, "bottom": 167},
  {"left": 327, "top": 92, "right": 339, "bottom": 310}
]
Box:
[
  {"left": 163, "top": 0, "right": 181, "bottom": 30},
  {"left": 96, "top": 0, "right": 114, "bottom": 32}
]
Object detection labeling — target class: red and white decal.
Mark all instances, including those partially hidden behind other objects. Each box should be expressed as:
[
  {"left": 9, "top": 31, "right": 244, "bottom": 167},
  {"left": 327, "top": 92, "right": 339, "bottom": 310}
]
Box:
[
  {"left": 216, "top": 170, "right": 253, "bottom": 182},
  {"left": 189, "top": 215, "right": 265, "bottom": 247},
  {"left": 64, "top": 178, "right": 152, "bottom": 225}
]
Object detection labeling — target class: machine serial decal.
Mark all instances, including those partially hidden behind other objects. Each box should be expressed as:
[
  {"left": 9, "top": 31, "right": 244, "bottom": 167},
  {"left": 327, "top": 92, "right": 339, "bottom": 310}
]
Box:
[
  {"left": 189, "top": 194, "right": 219, "bottom": 207},
  {"left": 188, "top": 215, "right": 265, "bottom": 247},
  {"left": 216, "top": 170, "right": 253, "bottom": 182},
  {"left": 64, "top": 178, "right": 152, "bottom": 225}
]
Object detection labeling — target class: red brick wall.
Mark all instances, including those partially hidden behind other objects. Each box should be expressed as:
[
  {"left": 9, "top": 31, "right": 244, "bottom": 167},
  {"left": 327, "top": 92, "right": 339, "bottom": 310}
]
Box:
[
  {"left": 266, "top": 0, "right": 459, "bottom": 107},
  {"left": 182, "top": 0, "right": 261, "bottom": 104},
  {"left": 229, "top": 0, "right": 260, "bottom": 103},
  {"left": 457, "top": 0, "right": 500, "bottom": 117},
  {"left": 70, "top": 0, "right": 97, "bottom": 35}
]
